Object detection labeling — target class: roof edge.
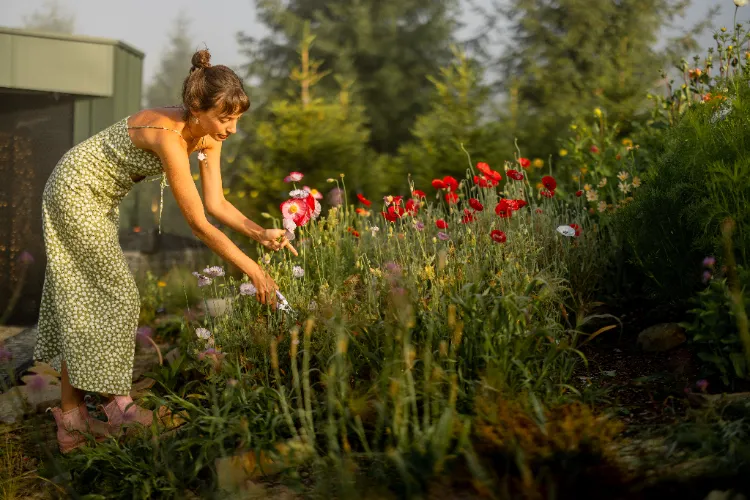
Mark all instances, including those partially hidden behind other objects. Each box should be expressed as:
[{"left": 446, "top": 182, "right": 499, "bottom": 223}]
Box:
[{"left": 0, "top": 26, "right": 145, "bottom": 58}]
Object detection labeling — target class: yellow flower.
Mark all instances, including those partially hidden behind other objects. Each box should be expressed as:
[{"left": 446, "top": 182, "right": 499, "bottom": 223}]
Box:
[
  {"left": 192, "top": 173, "right": 200, "bottom": 181},
  {"left": 223, "top": 188, "right": 230, "bottom": 195},
  {"left": 157, "top": 281, "right": 167, "bottom": 288},
  {"left": 559, "top": 149, "right": 568, "bottom": 157},
  {"left": 583, "top": 183, "right": 592, "bottom": 191},
  {"left": 579, "top": 167, "right": 588, "bottom": 175},
  {"left": 533, "top": 158, "right": 544, "bottom": 169},
  {"left": 570, "top": 124, "right": 578, "bottom": 131},
  {"left": 250, "top": 190, "right": 259, "bottom": 198},
  {"left": 594, "top": 108, "right": 603, "bottom": 118},
  {"left": 536, "top": 182, "right": 544, "bottom": 189},
  {"left": 621, "top": 138, "right": 633, "bottom": 148},
  {"left": 572, "top": 175, "right": 580, "bottom": 183},
  {"left": 237, "top": 191, "right": 246, "bottom": 198}
]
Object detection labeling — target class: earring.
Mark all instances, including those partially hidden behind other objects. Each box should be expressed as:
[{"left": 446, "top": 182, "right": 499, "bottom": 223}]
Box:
[{"left": 193, "top": 117, "right": 199, "bottom": 124}]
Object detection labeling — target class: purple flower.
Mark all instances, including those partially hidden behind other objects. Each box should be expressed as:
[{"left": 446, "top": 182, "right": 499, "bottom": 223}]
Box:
[
  {"left": 327, "top": 187, "right": 344, "bottom": 207},
  {"left": 192, "top": 272, "right": 212, "bottom": 287},
  {"left": 26, "top": 374, "right": 48, "bottom": 392},
  {"left": 136, "top": 326, "right": 153, "bottom": 347},
  {"left": 702, "top": 270, "right": 713, "bottom": 283},
  {"left": 696, "top": 379, "right": 709, "bottom": 392},
  {"left": 414, "top": 221, "right": 425, "bottom": 231},
  {"left": 384, "top": 261, "right": 402, "bottom": 276},
  {"left": 239, "top": 283, "right": 257, "bottom": 296},
  {"left": 18, "top": 251, "right": 34, "bottom": 265},
  {"left": 203, "top": 266, "right": 225, "bottom": 278},
  {"left": 437, "top": 232, "right": 450, "bottom": 241},
  {"left": 0, "top": 345, "right": 12, "bottom": 363},
  {"left": 702, "top": 256, "right": 716, "bottom": 269}
]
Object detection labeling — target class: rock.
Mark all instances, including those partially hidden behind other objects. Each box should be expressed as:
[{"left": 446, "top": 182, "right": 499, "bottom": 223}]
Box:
[{"left": 637, "top": 323, "right": 686, "bottom": 352}]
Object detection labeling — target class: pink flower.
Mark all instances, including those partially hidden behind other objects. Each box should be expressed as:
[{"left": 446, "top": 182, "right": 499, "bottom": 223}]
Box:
[
  {"left": 284, "top": 171, "right": 304, "bottom": 182},
  {"left": 437, "top": 232, "right": 450, "bottom": 241},
  {"left": 304, "top": 186, "right": 324, "bottom": 200}
]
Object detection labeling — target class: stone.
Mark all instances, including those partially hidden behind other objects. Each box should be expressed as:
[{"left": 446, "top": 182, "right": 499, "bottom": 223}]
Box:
[{"left": 637, "top": 323, "right": 686, "bottom": 352}]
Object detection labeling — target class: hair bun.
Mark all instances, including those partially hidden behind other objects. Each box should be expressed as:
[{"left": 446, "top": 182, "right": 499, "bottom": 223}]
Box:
[{"left": 191, "top": 49, "right": 212, "bottom": 72}]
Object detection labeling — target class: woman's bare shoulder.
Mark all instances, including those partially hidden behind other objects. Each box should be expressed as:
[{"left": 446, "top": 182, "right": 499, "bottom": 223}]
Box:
[{"left": 127, "top": 107, "right": 185, "bottom": 129}]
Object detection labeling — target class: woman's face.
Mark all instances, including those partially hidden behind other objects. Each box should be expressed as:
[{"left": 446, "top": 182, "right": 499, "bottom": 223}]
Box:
[{"left": 194, "top": 108, "right": 243, "bottom": 142}]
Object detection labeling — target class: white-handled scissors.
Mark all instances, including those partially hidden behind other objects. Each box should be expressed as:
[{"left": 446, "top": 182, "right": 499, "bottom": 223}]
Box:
[{"left": 276, "top": 290, "right": 296, "bottom": 316}]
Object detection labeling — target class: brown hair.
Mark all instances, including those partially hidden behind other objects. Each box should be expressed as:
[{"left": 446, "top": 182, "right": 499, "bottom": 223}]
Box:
[{"left": 181, "top": 49, "right": 250, "bottom": 118}]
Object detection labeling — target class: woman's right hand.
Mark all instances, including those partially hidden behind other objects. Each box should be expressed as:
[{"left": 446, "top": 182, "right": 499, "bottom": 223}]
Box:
[{"left": 247, "top": 264, "right": 278, "bottom": 307}]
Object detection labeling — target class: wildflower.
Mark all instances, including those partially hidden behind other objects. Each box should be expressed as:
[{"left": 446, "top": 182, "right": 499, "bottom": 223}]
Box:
[
  {"left": 583, "top": 183, "right": 592, "bottom": 191},
  {"left": 326, "top": 178, "right": 335, "bottom": 183},
  {"left": 370, "top": 226, "right": 380, "bottom": 236},
  {"left": 597, "top": 201, "right": 607, "bottom": 212},
  {"left": 533, "top": 158, "right": 544, "bottom": 169},
  {"left": 289, "top": 189, "right": 308, "bottom": 199},
  {"left": 136, "top": 326, "right": 153, "bottom": 347},
  {"left": 617, "top": 171, "right": 630, "bottom": 182},
  {"left": 541, "top": 175, "right": 557, "bottom": 191},
  {"left": 735, "top": 0, "right": 747, "bottom": 7},
  {"left": 281, "top": 197, "right": 312, "bottom": 226},
  {"left": 445, "top": 192, "right": 459, "bottom": 204},
  {"left": 518, "top": 157, "right": 531, "bottom": 169},
  {"left": 304, "top": 186, "right": 324, "bottom": 200},
  {"left": 598, "top": 178, "right": 608, "bottom": 188},
  {"left": 622, "top": 138, "right": 633, "bottom": 148},
  {"left": 540, "top": 189, "right": 555, "bottom": 198},
  {"left": 468, "top": 198, "right": 484, "bottom": 211},
  {"left": 702, "top": 270, "right": 713, "bottom": 283},
  {"left": 474, "top": 174, "right": 496, "bottom": 188},
  {"left": 405, "top": 198, "right": 420, "bottom": 215},
  {"left": 580, "top": 167, "right": 588, "bottom": 175},
  {"left": 437, "top": 232, "right": 450, "bottom": 241},
  {"left": 461, "top": 209, "right": 476, "bottom": 224},
  {"left": 572, "top": 175, "right": 580, "bottom": 183},
  {"left": 293, "top": 266, "right": 305, "bottom": 278},
  {"left": 203, "top": 266, "right": 225, "bottom": 278},
  {"left": 569, "top": 223, "right": 582, "bottom": 237},
  {"left": 586, "top": 189, "right": 599, "bottom": 202},
  {"left": 412, "top": 189, "right": 426, "bottom": 198},
  {"left": 327, "top": 187, "right": 344, "bottom": 206},
  {"left": 157, "top": 281, "right": 167, "bottom": 287},
  {"left": 632, "top": 176, "right": 641, "bottom": 188},
  {"left": 495, "top": 200, "right": 513, "bottom": 218},
  {"left": 284, "top": 171, "right": 304, "bottom": 182},
  {"left": 435, "top": 219, "right": 449, "bottom": 229},
  {"left": 535, "top": 208, "right": 543, "bottom": 214},
  {"left": 559, "top": 149, "right": 568, "bottom": 157},
  {"left": 703, "top": 256, "right": 716, "bottom": 268},
  {"left": 355, "top": 207, "right": 370, "bottom": 216},
  {"left": 556, "top": 225, "right": 577, "bottom": 237},
  {"left": 432, "top": 176, "right": 459, "bottom": 192},
  {"left": 26, "top": 374, "right": 48, "bottom": 392},
  {"left": 590, "top": 145, "right": 600, "bottom": 154},
  {"left": 383, "top": 195, "right": 403, "bottom": 206},
  {"left": 0, "top": 345, "right": 12, "bottom": 363},
  {"left": 575, "top": 190, "right": 583, "bottom": 197},
  {"left": 618, "top": 181, "right": 631, "bottom": 194},
  {"left": 240, "top": 283, "right": 257, "bottom": 296},
  {"left": 18, "top": 251, "right": 34, "bottom": 264},
  {"left": 196, "top": 327, "right": 212, "bottom": 340},
  {"left": 507, "top": 169, "right": 524, "bottom": 181},
  {"left": 414, "top": 220, "right": 425, "bottom": 231},
  {"left": 594, "top": 107, "right": 603, "bottom": 118},
  {"left": 192, "top": 272, "right": 212, "bottom": 287},
  {"left": 490, "top": 229, "right": 507, "bottom": 243},
  {"left": 263, "top": 254, "right": 272, "bottom": 265},
  {"left": 381, "top": 204, "right": 405, "bottom": 222}
]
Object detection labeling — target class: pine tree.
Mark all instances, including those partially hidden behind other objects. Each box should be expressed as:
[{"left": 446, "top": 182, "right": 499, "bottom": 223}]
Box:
[
  {"left": 497, "top": 0, "right": 717, "bottom": 158},
  {"left": 239, "top": 0, "right": 459, "bottom": 154}
]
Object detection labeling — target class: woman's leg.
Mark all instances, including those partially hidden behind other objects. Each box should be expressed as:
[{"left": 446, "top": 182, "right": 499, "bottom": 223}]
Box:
[{"left": 60, "top": 359, "right": 85, "bottom": 412}]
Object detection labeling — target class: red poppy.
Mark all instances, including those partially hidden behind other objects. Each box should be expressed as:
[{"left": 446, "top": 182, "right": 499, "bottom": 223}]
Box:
[
  {"left": 540, "top": 189, "right": 555, "bottom": 198},
  {"left": 518, "top": 157, "right": 531, "bottom": 169},
  {"left": 541, "top": 175, "right": 557, "bottom": 191},
  {"left": 490, "top": 230, "right": 507, "bottom": 243},
  {"left": 575, "top": 190, "right": 583, "bottom": 197},
  {"left": 412, "top": 189, "right": 426, "bottom": 198},
  {"left": 569, "top": 223, "right": 581, "bottom": 237},
  {"left": 357, "top": 193, "right": 372, "bottom": 207},
  {"left": 461, "top": 209, "right": 476, "bottom": 224},
  {"left": 495, "top": 200, "right": 513, "bottom": 218},
  {"left": 383, "top": 195, "right": 404, "bottom": 206},
  {"left": 474, "top": 175, "right": 498, "bottom": 188},
  {"left": 468, "top": 198, "right": 484, "bottom": 211},
  {"left": 405, "top": 198, "right": 419, "bottom": 215},
  {"left": 590, "top": 145, "right": 600, "bottom": 154},
  {"left": 432, "top": 179, "right": 446, "bottom": 189},
  {"left": 445, "top": 192, "right": 459, "bottom": 204},
  {"left": 477, "top": 162, "right": 492, "bottom": 175},
  {"left": 443, "top": 176, "right": 459, "bottom": 192},
  {"left": 436, "top": 219, "right": 448, "bottom": 229},
  {"left": 352, "top": 230, "right": 360, "bottom": 238},
  {"left": 381, "top": 205, "right": 405, "bottom": 222},
  {"left": 486, "top": 169, "right": 502, "bottom": 182},
  {"left": 507, "top": 169, "right": 524, "bottom": 181},
  {"left": 355, "top": 207, "right": 367, "bottom": 215},
  {"left": 515, "top": 199, "right": 528, "bottom": 209}
]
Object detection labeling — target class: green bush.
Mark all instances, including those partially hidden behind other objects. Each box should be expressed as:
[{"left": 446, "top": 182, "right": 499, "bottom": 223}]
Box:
[{"left": 615, "top": 76, "right": 750, "bottom": 303}]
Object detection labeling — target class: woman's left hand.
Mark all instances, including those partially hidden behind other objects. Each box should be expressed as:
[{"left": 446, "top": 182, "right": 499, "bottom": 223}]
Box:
[{"left": 258, "top": 229, "right": 298, "bottom": 256}]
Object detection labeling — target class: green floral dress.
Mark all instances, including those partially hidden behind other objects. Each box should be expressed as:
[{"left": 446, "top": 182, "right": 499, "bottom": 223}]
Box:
[{"left": 34, "top": 117, "right": 178, "bottom": 395}]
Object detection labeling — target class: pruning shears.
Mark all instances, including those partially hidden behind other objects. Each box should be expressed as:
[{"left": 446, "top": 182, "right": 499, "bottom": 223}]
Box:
[{"left": 275, "top": 290, "right": 296, "bottom": 316}]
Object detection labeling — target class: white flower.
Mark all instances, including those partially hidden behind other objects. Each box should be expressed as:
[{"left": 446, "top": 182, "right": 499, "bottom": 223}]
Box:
[
  {"left": 196, "top": 327, "right": 212, "bottom": 340},
  {"left": 585, "top": 189, "right": 599, "bottom": 202},
  {"left": 598, "top": 177, "right": 608, "bottom": 188},
  {"left": 597, "top": 201, "right": 608, "bottom": 213},
  {"left": 239, "top": 283, "right": 257, "bottom": 296},
  {"left": 617, "top": 171, "right": 630, "bottom": 182},
  {"left": 292, "top": 266, "right": 305, "bottom": 278},
  {"left": 632, "top": 176, "right": 641, "bottom": 188},
  {"left": 370, "top": 226, "right": 380, "bottom": 237},
  {"left": 285, "top": 229, "right": 295, "bottom": 241},
  {"left": 197, "top": 151, "right": 207, "bottom": 162},
  {"left": 283, "top": 218, "right": 297, "bottom": 232},
  {"left": 556, "top": 225, "right": 576, "bottom": 237},
  {"left": 203, "top": 266, "right": 225, "bottom": 278},
  {"left": 312, "top": 199, "right": 321, "bottom": 219},
  {"left": 289, "top": 189, "right": 308, "bottom": 199},
  {"left": 192, "top": 271, "right": 212, "bottom": 287},
  {"left": 735, "top": 0, "right": 747, "bottom": 7},
  {"left": 618, "top": 181, "right": 631, "bottom": 194}
]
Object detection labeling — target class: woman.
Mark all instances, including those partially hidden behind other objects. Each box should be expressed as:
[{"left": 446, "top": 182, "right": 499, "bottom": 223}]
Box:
[{"left": 34, "top": 49, "right": 296, "bottom": 453}]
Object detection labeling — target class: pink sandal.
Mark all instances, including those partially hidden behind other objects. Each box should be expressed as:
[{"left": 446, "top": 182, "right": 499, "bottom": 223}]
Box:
[
  {"left": 99, "top": 395, "right": 169, "bottom": 434},
  {"left": 48, "top": 403, "right": 111, "bottom": 454}
]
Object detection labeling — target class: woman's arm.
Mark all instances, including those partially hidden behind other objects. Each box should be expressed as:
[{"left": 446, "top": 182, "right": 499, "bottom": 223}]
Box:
[{"left": 153, "top": 135, "right": 278, "bottom": 305}]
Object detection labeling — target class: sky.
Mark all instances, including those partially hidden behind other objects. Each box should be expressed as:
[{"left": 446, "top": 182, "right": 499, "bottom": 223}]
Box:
[{"left": 2, "top": 0, "right": 748, "bottom": 87}]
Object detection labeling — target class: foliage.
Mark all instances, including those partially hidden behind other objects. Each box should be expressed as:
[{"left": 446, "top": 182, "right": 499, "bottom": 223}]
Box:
[
  {"left": 239, "top": 0, "right": 459, "bottom": 154},
  {"left": 22, "top": 0, "right": 75, "bottom": 34}
]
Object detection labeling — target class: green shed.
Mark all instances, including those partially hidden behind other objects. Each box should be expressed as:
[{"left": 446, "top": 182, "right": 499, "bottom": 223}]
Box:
[{"left": 0, "top": 27, "right": 144, "bottom": 325}]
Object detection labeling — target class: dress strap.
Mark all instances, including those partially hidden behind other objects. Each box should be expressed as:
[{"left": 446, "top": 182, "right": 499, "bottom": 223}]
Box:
[{"left": 127, "top": 125, "right": 185, "bottom": 141}]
